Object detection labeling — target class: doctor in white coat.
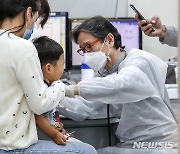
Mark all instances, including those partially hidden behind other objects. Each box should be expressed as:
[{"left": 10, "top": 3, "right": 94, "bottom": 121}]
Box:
[{"left": 65, "top": 16, "right": 177, "bottom": 154}]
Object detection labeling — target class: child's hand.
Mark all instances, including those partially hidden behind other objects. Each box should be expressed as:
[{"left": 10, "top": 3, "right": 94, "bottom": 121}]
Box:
[
  {"left": 55, "top": 122, "right": 66, "bottom": 135},
  {"left": 53, "top": 131, "right": 67, "bottom": 145}
]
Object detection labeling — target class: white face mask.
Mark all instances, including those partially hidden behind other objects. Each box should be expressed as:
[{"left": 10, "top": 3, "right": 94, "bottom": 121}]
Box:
[
  {"left": 84, "top": 51, "right": 107, "bottom": 72},
  {"left": 84, "top": 40, "right": 111, "bottom": 72}
]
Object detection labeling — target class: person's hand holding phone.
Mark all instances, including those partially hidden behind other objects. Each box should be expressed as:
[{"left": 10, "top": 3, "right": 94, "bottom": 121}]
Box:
[{"left": 135, "top": 14, "right": 166, "bottom": 39}]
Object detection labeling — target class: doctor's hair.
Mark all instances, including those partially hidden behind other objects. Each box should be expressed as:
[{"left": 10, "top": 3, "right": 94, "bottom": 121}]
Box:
[
  {"left": 0, "top": 0, "right": 50, "bottom": 31},
  {"left": 32, "top": 36, "right": 64, "bottom": 66},
  {"left": 71, "top": 16, "right": 122, "bottom": 49}
]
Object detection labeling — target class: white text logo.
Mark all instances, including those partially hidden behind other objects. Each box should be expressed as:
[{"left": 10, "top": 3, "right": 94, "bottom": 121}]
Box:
[{"left": 133, "top": 142, "right": 174, "bottom": 149}]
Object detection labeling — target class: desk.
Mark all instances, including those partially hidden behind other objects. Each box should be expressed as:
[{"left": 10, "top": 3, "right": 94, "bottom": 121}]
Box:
[
  {"left": 166, "top": 84, "right": 179, "bottom": 119},
  {"left": 170, "top": 99, "right": 179, "bottom": 118},
  {"left": 61, "top": 118, "right": 119, "bottom": 149}
]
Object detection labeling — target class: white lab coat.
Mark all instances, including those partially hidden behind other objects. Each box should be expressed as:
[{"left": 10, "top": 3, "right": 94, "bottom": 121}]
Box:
[
  {"left": 77, "top": 48, "right": 177, "bottom": 152},
  {"left": 59, "top": 96, "right": 122, "bottom": 121}
]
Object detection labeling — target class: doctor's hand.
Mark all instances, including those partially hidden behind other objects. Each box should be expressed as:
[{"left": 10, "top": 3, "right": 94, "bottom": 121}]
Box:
[
  {"left": 64, "top": 84, "right": 79, "bottom": 97},
  {"left": 135, "top": 14, "right": 166, "bottom": 39}
]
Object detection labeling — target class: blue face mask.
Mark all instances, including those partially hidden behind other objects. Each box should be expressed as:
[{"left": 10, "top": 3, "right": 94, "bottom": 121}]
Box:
[{"left": 23, "top": 24, "right": 35, "bottom": 40}]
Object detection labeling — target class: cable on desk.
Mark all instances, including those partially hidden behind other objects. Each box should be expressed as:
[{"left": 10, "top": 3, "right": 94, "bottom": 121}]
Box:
[{"left": 107, "top": 104, "right": 111, "bottom": 146}]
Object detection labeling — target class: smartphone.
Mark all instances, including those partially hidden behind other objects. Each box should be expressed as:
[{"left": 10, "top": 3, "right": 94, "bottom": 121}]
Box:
[
  {"left": 130, "top": 4, "right": 146, "bottom": 20},
  {"left": 130, "top": 4, "right": 155, "bottom": 32}
]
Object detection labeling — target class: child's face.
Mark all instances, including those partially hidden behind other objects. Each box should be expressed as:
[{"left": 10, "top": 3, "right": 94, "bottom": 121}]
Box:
[{"left": 42, "top": 54, "right": 64, "bottom": 84}]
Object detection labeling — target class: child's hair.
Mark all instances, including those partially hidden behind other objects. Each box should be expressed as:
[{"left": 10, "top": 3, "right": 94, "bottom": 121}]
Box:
[{"left": 33, "top": 36, "right": 64, "bottom": 66}]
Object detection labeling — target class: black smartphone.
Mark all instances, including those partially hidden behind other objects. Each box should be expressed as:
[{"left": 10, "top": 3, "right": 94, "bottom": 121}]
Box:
[
  {"left": 130, "top": 4, "right": 155, "bottom": 32},
  {"left": 130, "top": 4, "right": 146, "bottom": 20}
]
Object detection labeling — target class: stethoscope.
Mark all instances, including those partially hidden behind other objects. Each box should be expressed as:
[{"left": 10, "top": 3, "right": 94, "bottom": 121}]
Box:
[{"left": 97, "top": 47, "right": 127, "bottom": 146}]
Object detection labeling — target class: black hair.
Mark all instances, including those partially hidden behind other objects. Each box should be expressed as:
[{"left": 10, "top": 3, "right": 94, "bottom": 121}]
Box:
[
  {"left": 32, "top": 36, "right": 64, "bottom": 66},
  {"left": 0, "top": 0, "right": 50, "bottom": 32},
  {"left": 38, "top": 0, "right": 51, "bottom": 28},
  {"left": 71, "top": 16, "right": 122, "bottom": 49}
]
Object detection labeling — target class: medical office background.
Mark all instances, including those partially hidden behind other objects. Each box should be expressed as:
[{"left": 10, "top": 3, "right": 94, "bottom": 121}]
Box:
[
  {"left": 48, "top": 0, "right": 178, "bottom": 61},
  {"left": 44, "top": 0, "right": 180, "bottom": 149},
  {"left": 47, "top": 0, "right": 179, "bottom": 98}
]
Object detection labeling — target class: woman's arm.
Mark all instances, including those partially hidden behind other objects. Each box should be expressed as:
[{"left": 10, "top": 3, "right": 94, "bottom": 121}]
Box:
[{"left": 16, "top": 42, "right": 65, "bottom": 115}]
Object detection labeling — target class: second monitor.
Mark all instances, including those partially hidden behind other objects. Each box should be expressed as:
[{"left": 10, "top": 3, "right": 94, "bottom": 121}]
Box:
[{"left": 30, "top": 12, "right": 70, "bottom": 69}]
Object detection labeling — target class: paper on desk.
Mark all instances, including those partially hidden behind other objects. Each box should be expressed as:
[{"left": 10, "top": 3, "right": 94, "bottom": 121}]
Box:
[
  {"left": 165, "top": 84, "right": 178, "bottom": 89},
  {"left": 165, "top": 84, "right": 178, "bottom": 99}
]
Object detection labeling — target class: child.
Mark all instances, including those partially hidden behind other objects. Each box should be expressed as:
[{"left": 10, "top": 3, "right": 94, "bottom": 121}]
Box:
[{"left": 33, "top": 36, "right": 68, "bottom": 145}]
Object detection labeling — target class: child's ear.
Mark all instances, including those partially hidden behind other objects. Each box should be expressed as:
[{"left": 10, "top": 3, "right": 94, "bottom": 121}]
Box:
[
  {"left": 45, "top": 63, "right": 52, "bottom": 73},
  {"left": 48, "top": 65, "right": 51, "bottom": 71}
]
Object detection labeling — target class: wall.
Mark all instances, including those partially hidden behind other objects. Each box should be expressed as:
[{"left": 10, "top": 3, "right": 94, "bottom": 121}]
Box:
[
  {"left": 48, "top": 0, "right": 178, "bottom": 61},
  {"left": 47, "top": 0, "right": 127, "bottom": 18}
]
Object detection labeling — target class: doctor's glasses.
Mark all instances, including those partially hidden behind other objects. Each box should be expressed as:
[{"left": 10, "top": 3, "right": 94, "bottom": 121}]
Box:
[{"left": 77, "top": 39, "right": 99, "bottom": 56}]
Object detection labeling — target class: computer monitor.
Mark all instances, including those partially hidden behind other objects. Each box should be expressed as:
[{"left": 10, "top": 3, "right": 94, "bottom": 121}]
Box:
[
  {"left": 109, "top": 18, "right": 142, "bottom": 49},
  {"left": 70, "top": 19, "right": 85, "bottom": 69},
  {"left": 70, "top": 18, "right": 142, "bottom": 69},
  {"left": 30, "top": 12, "right": 70, "bottom": 69}
]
